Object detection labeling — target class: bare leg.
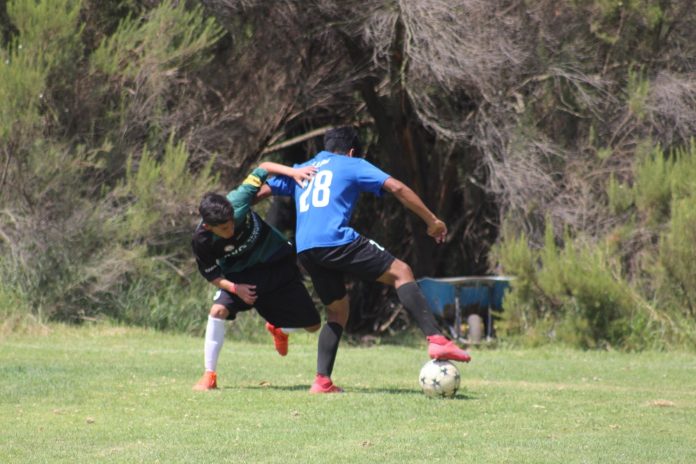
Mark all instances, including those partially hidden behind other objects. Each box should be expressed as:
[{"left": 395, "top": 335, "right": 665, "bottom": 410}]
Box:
[{"left": 377, "top": 259, "right": 440, "bottom": 336}]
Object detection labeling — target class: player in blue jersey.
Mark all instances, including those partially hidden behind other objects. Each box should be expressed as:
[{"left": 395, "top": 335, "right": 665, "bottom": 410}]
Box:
[
  {"left": 262, "top": 126, "right": 471, "bottom": 393},
  {"left": 191, "top": 162, "right": 321, "bottom": 391}
]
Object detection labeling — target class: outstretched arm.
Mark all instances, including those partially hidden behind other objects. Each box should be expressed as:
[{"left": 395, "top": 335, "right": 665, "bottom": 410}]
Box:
[
  {"left": 259, "top": 162, "right": 316, "bottom": 186},
  {"left": 253, "top": 184, "right": 273, "bottom": 204},
  {"left": 253, "top": 162, "right": 313, "bottom": 204},
  {"left": 382, "top": 177, "right": 447, "bottom": 243}
]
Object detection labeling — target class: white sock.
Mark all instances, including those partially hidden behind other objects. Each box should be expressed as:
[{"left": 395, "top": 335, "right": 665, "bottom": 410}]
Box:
[
  {"left": 204, "top": 316, "right": 226, "bottom": 372},
  {"left": 281, "top": 328, "right": 299, "bottom": 334}
]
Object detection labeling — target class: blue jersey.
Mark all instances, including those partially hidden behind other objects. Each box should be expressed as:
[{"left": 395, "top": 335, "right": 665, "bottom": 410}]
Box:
[{"left": 267, "top": 151, "right": 391, "bottom": 252}]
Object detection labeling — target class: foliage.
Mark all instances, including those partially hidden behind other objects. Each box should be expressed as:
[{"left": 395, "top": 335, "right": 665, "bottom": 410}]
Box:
[
  {"left": 0, "top": 0, "right": 224, "bottom": 332},
  {"left": 627, "top": 67, "right": 650, "bottom": 120},
  {"left": 633, "top": 144, "right": 673, "bottom": 223},
  {"left": 89, "top": 0, "right": 223, "bottom": 140},
  {"left": 120, "top": 135, "right": 217, "bottom": 242},
  {"left": 495, "top": 222, "right": 651, "bottom": 349},
  {"left": 657, "top": 195, "right": 696, "bottom": 319},
  {"left": 0, "top": 0, "right": 82, "bottom": 139},
  {"left": 91, "top": 0, "right": 222, "bottom": 78},
  {"left": 635, "top": 141, "right": 696, "bottom": 329},
  {"left": 606, "top": 174, "right": 633, "bottom": 215},
  {"left": 494, "top": 141, "right": 696, "bottom": 350},
  {"left": 2, "top": 0, "right": 696, "bottom": 348}
]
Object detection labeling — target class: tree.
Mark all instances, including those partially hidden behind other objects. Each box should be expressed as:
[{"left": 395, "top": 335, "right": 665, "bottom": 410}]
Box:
[{"left": 199, "top": 0, "right": 696, "bottom": 336}]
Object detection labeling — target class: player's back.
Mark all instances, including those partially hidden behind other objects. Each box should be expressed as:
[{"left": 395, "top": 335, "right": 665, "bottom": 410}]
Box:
[{"left": 290, "top": 151, "right": 389, "bottom": 252}]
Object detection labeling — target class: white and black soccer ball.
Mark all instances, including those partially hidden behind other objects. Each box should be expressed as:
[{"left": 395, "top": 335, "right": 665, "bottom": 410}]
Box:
[{"left": 419, "top": 360, "right": 461, "bottom": 398}]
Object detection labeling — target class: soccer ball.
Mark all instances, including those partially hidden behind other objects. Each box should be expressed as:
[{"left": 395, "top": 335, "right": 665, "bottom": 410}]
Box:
[{"left": 419, "top": 360, "right": 461, "bottom": 398}]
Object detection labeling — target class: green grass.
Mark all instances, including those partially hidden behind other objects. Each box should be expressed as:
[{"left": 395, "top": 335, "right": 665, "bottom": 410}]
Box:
[{"left": 1, "top": 325, "right": 695, "bottom": 463}]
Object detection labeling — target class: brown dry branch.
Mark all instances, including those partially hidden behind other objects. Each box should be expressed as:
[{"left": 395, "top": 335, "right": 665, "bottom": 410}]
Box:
[{"left": 647, "top": 72, "right": 696, "bottom": 147}]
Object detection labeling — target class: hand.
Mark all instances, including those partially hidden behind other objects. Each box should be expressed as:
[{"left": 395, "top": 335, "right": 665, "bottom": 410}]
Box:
[
  {"left": 235, "top": 283, "right": 257, "bottom": 305},
  {"left": 291, "top": 166, "right": 317, "bottom": 187},
  {"left": 427, "top": 219, "right": 447, "bottom": 244}
]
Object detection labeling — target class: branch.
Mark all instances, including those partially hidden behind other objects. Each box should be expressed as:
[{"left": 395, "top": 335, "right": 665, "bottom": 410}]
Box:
[
  {"left": 260, "top": 119, "right": 373, "bottom": 155},
  {"left": 261, "top": 126, "right": 334, "bottom": 155},
  {"left": 0, "top": 145, "right": 13, "bottom": 197}
]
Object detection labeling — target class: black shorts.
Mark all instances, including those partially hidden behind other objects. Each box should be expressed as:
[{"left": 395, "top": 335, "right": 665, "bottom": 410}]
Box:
[
  {"left": 212, "top": 254, "right": 320, "bottom": 328},
  {"left": 298, "top": 235, "right": 395, "bottom": 305}
]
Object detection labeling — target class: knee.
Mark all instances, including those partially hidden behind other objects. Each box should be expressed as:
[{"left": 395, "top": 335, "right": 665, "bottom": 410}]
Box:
[
  {"left": 326, "top": 303, "right": 349, "bottom": 326},
  {"left": 392, "top": 259, "right": 415, "bottom": 283},
  {"left": 209, "top": 304, "right": 229, "bottom": 319},
  {"left": 305, "top": 323, "right": 321, "bottom": 333}
]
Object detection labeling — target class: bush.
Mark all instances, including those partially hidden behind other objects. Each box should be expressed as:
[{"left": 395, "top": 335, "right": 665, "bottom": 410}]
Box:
[
  {"left": 89, "top": 0, "right": 224, "bottom": 146},
  {"left": 606, "top": 174, "right": 633, "bottom": 215},
  {"left": 0, "top": 1, "right": 224, "bottom": 335},
  {"left": 633, "top": 144, "right": 674, "bottom": 223},
  {"left": 0, "top": 0, "right": 82, "bottom": 142},
  {"left": 657, "top": 195, "right": 696, "bottom": 317},
  {"left": 494, "top": 221, "right": 661, "bottom": 349},
  {"left": 494, "top": 140, "right": 696, "bottom": 350}
]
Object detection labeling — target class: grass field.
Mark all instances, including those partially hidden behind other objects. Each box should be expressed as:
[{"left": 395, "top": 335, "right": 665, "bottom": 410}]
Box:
[{"left": 1, "top": 325, "right": 695, "bottom": 463}]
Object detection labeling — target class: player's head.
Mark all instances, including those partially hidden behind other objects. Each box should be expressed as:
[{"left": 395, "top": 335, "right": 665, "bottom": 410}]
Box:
[
  {"left": 199, "top": 192, "right": 235, "bottom": 239},
  {"left": 324, "top": 126, "right": 363, "bottom": 157}
]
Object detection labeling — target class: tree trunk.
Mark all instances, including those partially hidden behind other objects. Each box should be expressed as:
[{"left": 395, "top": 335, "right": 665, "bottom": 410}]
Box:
[{"left": 342, "top": 18, "right": 441, "bottom": 277}]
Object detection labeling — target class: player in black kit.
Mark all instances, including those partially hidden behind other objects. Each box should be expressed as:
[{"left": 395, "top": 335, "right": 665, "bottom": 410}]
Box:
[{"left": 191, "top": 162, "right": 319, "bottom": 390}]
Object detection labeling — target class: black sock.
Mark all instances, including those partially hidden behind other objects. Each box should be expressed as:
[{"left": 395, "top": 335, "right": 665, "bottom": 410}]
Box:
[
  {"left": 317, "top": 322, "right": 343, "bottom": 377},
  {"left": 396, "top": 281, "right": 441, "bottom": 336}
]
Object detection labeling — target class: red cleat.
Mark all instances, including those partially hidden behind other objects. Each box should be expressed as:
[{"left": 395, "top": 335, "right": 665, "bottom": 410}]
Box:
[
  {"left": 427, "top": 335, "right": 472, "bottom": 362},
  {"left": 266, "top": 322, "right": 289, "bottom": 356},
  {"left": 192, "top": 370, "right": 217, "bottom": 391},
  {"left": 309, "top": 374, "right": 343, "bottom": 394}
]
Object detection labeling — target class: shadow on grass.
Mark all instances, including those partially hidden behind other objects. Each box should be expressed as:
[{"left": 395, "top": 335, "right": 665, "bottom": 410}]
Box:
[{"left": 222, "top": 384, "right": 476, "bottom": 400}]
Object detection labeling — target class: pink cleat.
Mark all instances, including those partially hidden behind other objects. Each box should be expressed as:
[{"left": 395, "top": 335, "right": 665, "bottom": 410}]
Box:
[
  {"left": 427, "top": 335, "right": 472, "bottom": 362},
  {"left": 309, "top": 374, "right": 344, "bottom": 394},
  {"left": 266, "top": 322, "right": 289, "bottom": 356}
]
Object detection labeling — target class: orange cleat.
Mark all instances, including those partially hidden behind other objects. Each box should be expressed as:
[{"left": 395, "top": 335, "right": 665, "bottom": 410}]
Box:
[
  {"left": 309, "top": 374, "right": 343, "bottom": 394},
  {"left": 427, "top": 335, "right": 472, "bottom": 362},
  {"left": 192, "top": 370, "right": 217, "bottom": 391},
  {"left": 265, "top": 322, "right": 289, "bottom": 356}
]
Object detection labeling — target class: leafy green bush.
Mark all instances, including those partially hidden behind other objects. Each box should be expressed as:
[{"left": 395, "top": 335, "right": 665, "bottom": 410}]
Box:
[
  {"left": 627, "top": 67, "right": 650, "bottom": 120},
  {"left": 494, "top": 221, "right": 659, "bottom": 349},
  {"left": 0, "top": 0, "right": 82, "bottom": 141},
  {"left": 667, "top": 140, "right": 696, "bottom": 200},
  {"left": 0, "top": 265, "right": 34, "bottom": 334},
  {"left": 606, "top": 174, "right": 634, "bottom": 214},
  {"left": 633, "top": 140, "right": 696, "bottom": 340},
  {"left": 119, "top": 135, "right": 217, "bottom": 242},
  {"left": 632, "top": 140, "right": 696, "bottom": 221},
  {"left": 0, "top": 0, "right": 225, "bottom": 334},
  {"left": 657, "top": 195, "right": 696, "bottom": 317},
  {"left": 100, "top": 136, "right": 218, "bottom": 329},
  {"left": 89, "top": 0, "right": 223, "bottom": 145},
  {"left": 633, "top": 144, "right": 673, "bottom": 223},
  {"left": 495, "top": 140, "right": 696, "bottom": 350}
]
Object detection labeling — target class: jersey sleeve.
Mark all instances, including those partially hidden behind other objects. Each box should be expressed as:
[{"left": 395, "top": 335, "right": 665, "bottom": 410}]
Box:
[
  {"left": 266, "top": 174, "right": 294, "bottom": 197},
  {"left": 192, "top": 238, "right": 222, "bottom": 282},
  {"left": 355, "top": 159, "right": 390, "bottom": 196},
  {"left": 227, "top": 167, "right": 269, "bottom": 221}
]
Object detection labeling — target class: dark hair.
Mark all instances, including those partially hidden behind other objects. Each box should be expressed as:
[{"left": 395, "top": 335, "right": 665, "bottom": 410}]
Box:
[
  {"left": 324, "top": 126, "right": 363, "bottom": 156},
  {"left": 199, "top": 192, "right": 234, "bottom": 226}
]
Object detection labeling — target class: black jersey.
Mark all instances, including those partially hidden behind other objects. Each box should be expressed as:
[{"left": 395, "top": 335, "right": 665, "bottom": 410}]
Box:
[{"left": 192, "top": 168, "right": 292, "bottom": 281}]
